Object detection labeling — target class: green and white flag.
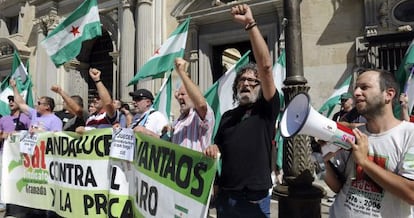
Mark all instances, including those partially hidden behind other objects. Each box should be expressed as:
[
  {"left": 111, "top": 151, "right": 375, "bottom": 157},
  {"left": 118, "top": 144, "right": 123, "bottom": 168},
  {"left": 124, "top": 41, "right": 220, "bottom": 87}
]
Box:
[
  {"left": 318, "top": 74, "right": 352, "bottom": 118},
  {"left": 0, "top": 51, "right": 34, "bottom": 116},
  {"left": 273, "top": 50, "right": 286, "bottom": 169},
  {"left": 204, "top": 50, "right": 250, "bottom": 139},
  {"left": 41, "top": 0, "right": 102, "bottom": 67},
  {"left": 153, "top": 71, "right": 172, "bottom": 121},
  {"left": 396, "top": 39, "right": 414, "bottom": 116},
  {"left": 274, "top": 49, "right": 286, "bottom": 107},
  {"left": 128, "top": 17, "right": 190, "bottom": 86}
]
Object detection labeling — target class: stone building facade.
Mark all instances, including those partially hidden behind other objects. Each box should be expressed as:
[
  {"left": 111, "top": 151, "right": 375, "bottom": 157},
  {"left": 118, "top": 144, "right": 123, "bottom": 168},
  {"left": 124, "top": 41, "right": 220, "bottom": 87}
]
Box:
[{"left": 0, "top": 0, "right": 412, "bottom": 117}]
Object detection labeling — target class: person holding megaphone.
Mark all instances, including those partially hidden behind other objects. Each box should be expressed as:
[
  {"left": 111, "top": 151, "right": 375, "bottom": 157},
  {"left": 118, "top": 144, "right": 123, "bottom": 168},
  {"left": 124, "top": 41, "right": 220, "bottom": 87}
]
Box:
[{"left": 324, "top": 69, "right": 414, "bottom": 218}]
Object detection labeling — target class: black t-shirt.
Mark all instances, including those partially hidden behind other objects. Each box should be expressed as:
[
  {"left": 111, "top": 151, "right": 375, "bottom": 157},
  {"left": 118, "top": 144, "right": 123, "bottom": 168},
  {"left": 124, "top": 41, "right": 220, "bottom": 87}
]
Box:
[
  {"left": 55, "top": 110, "right": 88, "bottom": 131},
  {"left": 342, "top": 107, "right": 366, "bottom": 123},
  {"left": 55, "top": 110, "right": 74, "bottom": 127},
  {"left": 215, "top": 93, "right": 280, "bottom": 191},
  {"left": 332, "top": 110, "right": 348, "bottom": 122}
]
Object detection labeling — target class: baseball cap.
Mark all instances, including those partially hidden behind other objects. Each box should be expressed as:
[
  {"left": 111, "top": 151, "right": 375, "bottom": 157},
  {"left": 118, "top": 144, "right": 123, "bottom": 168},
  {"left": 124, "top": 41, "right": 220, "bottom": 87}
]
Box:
[
  {"left": 129, "top": 89, "right": 154, "bottom": 100},
  {"left": 340, "top": 93, "right": 352, "bottom": 100}
]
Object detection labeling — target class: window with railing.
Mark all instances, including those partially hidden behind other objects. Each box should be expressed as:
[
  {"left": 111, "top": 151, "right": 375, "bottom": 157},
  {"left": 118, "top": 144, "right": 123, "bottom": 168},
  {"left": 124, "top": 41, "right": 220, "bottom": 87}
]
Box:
[{"left": 365, "top": 32, "right": 414, "bottom": 74}]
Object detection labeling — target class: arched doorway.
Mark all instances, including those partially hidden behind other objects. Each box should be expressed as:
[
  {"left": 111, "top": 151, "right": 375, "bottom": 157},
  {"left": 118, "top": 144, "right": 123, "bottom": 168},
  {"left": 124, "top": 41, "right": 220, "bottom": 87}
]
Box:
[
  {"left": 87, "top": 30, "right": 113, "bottom": 96},
  {"left": 77, "top": 28, "right": 114, "bottom": 102}
]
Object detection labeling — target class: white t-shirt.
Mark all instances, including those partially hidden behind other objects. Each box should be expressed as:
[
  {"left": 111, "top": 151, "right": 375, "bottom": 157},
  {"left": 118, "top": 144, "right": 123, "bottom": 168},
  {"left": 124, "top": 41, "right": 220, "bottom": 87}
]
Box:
[
  {"left": 132, "top": 109, "right": 168, "bottom": 136},
  {"left": 330, "top": 121, "right": 414, "bottom": 218}
]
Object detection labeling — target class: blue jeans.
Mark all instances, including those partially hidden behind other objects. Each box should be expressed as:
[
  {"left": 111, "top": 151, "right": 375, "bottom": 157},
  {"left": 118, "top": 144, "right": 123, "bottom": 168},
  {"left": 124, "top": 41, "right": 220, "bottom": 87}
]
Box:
[{"left": 215, "top": 190, "right": 271, "bottom": 218}]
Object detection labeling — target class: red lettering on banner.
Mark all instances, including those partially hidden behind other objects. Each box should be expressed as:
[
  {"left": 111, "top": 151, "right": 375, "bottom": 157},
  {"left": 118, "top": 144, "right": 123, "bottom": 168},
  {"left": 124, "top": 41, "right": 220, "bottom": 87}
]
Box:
[{"left": 23, "top": 141, "right": 46, "bottom": 169}]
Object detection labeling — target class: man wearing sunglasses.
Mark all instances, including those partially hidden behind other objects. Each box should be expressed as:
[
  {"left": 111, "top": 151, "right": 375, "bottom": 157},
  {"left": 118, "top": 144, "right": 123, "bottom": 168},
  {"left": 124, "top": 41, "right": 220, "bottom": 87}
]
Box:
[
  {"left": 0, "top": 95, "right": 31, "bottom": 142},
  {"left": 332, "top": 93, "right": 354, "bottom": 122},
  {"left": 203, "top": 4, "right": 279, "bottom": 217},
  {"left": 128, "top": 88, "right": 168, "bottom": 138},
  {"left": 10, "top": 79, "right": 62, "bottom": 133}
]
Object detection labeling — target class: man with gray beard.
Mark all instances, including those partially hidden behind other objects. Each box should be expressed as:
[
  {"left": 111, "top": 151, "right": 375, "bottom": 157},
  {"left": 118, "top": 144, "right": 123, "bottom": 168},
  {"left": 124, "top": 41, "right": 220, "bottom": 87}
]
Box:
[{"left": 204, "top": 4, "right": 279, "bottom": 217}]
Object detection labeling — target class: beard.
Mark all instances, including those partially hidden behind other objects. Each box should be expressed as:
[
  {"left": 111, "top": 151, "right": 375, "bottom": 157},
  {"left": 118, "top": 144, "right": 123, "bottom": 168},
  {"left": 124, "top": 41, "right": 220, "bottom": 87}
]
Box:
[
  {"left": 237, "top": 90, "right": 259, "bottom": 106},
  {"left": 356, "top": 95, "right": 384, "bottom": 118}
]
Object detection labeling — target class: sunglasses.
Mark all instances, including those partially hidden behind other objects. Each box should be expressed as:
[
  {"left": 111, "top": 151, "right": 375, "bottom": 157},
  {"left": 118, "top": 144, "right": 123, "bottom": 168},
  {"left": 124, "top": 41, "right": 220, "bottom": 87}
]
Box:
[
  {"left": 37, "top": 101, "right": 48, "bottom": 106},
  {"left": 133, "top": 97, "right": 146, "bottom": 102},
  {"left": 238, "top": 77, "right": 261, "bottom": 86}
]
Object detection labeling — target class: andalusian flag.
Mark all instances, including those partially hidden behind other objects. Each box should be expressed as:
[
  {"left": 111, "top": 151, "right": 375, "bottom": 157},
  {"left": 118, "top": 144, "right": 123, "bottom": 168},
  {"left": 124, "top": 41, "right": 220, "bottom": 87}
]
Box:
[
  {"left": 274, "top": 49, "right": 286, "bottom": 107},
  {"left": 396, "top": 39, "right": 414, "bottom": 116},
  {"left": 153, "top": 71, "right": 172, "bottom": 121},
  {"left": 128, "top": 17, "right": 190, "bottom": 85},
  {"left": 204, "top": 51, "right": 250, "bottom": 139},
  {"left": 0, "top": 51, "right": 34, "bottom": 115},
  {"left": 41, "top": 0, "right": 102, "bottom": 67},
  {"left": 273, "top": 50, "right": 286, "bottom": 169},
  {"left": 318, "top": 74, "right": 352, "bottom": 118}
]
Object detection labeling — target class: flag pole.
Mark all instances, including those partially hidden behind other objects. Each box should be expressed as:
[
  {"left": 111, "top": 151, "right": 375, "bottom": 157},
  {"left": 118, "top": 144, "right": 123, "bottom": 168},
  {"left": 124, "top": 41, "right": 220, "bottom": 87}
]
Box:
[{"left": 274, "top": 0, "right": 324, "bottom": 217}]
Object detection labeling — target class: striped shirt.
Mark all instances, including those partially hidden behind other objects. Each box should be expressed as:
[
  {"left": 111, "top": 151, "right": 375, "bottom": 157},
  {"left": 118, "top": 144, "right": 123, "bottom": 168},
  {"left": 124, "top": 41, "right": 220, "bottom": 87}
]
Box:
[
  {"left": 85, "top": 109, "right": 118, "bottom": 129},
  {"left": 171, "top": 106, "right": 214, "bottom": 152}
]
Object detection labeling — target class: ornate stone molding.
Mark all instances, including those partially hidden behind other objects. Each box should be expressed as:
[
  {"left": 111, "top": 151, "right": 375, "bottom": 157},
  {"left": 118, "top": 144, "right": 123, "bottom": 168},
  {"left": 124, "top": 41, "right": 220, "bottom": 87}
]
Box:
[
  {"left": 121, "top": 0, "right": 134, "bottom": 8},
  {"left": 35, "top": 10, "right": 59, "bottom": 36},
  {"left": 379, "top": 1, "right": 388, "bottom": 28},
  {"left": 137, "top": 0, "right": 152, "bottom": 6},
  {"left": 364, "top": 0, "right": 414, "bottom": 35},
  {"left": 365, "top": 25, "right": 378, "bottom": 36},
  {"left": 0, "top": 42, "right": 14, "bottom": 57}
]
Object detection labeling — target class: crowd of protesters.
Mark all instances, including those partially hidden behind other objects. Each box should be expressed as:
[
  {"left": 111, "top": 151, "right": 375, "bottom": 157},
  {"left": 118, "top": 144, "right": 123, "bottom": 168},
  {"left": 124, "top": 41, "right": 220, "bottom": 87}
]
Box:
[{"left": 0, "top": 3, "right": 413, "bottom": 218}]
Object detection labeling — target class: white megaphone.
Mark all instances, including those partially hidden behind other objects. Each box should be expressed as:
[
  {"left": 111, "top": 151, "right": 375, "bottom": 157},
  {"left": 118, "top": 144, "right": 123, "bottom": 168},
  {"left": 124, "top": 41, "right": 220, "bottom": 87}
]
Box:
[{"left": 279, "top": 92, "right": 354, "bottom": 150}]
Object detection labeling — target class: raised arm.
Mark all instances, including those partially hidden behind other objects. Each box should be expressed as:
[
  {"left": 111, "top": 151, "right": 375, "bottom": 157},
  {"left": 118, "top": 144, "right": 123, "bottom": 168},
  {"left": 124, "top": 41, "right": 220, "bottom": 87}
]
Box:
[
  {"left": 175, "top": 58, "right": 208, "bottom": 120},
  {"left": 9, "top": 78, "right": 30, "bottom": 114},
  {"left": 400, "top": 93, "right": 410, "bottom": 121},
  {"left": 231, "top": 4, "right": 276, "bottom": 101},
  {"left": 51, "top": 85, "right": 83, "bottom": 117},
  {"left": 89, "top": 68, "right": 116, "bottom": 118}
]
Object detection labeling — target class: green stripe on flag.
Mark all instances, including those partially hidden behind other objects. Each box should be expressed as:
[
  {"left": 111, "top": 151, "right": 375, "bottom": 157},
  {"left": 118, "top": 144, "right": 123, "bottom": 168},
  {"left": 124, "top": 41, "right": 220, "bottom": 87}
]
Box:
[
  {"left": 395, "top": 39, "right": 414, "bottom": 117},
  {"left": 153, "top": 71, "right": 172, "bottom": 121},
  {"left": 273, "top": 50, "right": 286, "bottom": 169},
  {"left": 40, "top": 0, "right": 102, "bottom": 67},
  {"left": 204, "top": 50, "right": 251, "bottom": 140},
  {"left": 0, "top": 51, "right": 34, "bottom": 116},
  {"left": 128, "top": 17, "right": 190, "bottom": 85},
  {"left": 47, "top": 0, "right": 97, "bottom": 34}
]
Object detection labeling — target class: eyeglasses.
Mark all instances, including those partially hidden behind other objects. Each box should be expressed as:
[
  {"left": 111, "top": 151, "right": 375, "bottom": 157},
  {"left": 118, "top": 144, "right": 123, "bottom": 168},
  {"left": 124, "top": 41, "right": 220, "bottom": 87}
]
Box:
[
  {"left": 37, "top": 101, "right": 48, "bottom": 106},
  {"left": 238, "top": 77, "right": 260, "bottom": 86}
]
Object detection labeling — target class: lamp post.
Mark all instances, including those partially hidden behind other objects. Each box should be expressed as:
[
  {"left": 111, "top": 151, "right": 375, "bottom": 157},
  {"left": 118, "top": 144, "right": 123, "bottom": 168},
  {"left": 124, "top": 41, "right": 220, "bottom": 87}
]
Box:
[{"left": 274, "top": 0, "right": 325, "bottom": 217}]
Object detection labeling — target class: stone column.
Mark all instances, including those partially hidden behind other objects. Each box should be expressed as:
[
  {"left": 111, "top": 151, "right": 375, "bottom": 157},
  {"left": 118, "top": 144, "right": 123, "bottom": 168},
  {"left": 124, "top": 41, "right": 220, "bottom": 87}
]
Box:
[
  {"left": 274, "top": 0, "right": 325, "bottom": 217},
  {"left": 63, "top": 60, "right": 89, "bottom": 110},
  {"left": 119, "top": 0, "right": 136, "bottom": 100},
  {"left": 135, "top": 0, "right": 153, "bottom": 90}
]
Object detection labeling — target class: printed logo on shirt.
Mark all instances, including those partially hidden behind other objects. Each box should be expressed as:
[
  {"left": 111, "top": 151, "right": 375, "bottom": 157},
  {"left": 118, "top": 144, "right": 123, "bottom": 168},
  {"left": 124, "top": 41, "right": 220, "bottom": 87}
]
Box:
[{"left": 344, "top": 154, "right": 387, "bottom": 215}]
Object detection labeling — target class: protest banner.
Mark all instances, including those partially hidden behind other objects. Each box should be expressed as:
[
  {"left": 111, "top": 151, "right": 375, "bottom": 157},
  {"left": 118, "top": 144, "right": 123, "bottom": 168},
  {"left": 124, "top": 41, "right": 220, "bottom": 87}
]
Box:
[{"left": 1, "top": 128, "right": 217, "bottom": 217}]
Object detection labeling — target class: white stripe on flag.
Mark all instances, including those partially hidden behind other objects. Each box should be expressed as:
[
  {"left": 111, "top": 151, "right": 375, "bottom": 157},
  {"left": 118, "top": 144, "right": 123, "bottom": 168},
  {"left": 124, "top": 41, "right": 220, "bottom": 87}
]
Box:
[
  {"left": 148, "top": 32, "right": 187, "bottom": 61},
  {"left": 41, "top": 6, "right": 100, "bottom": 56},
  {"left": 217, "top": 66, "right": 237, "bottom": 115},
  {"left": 155, "top": 73, "right": 171, "bottom": 120}
]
